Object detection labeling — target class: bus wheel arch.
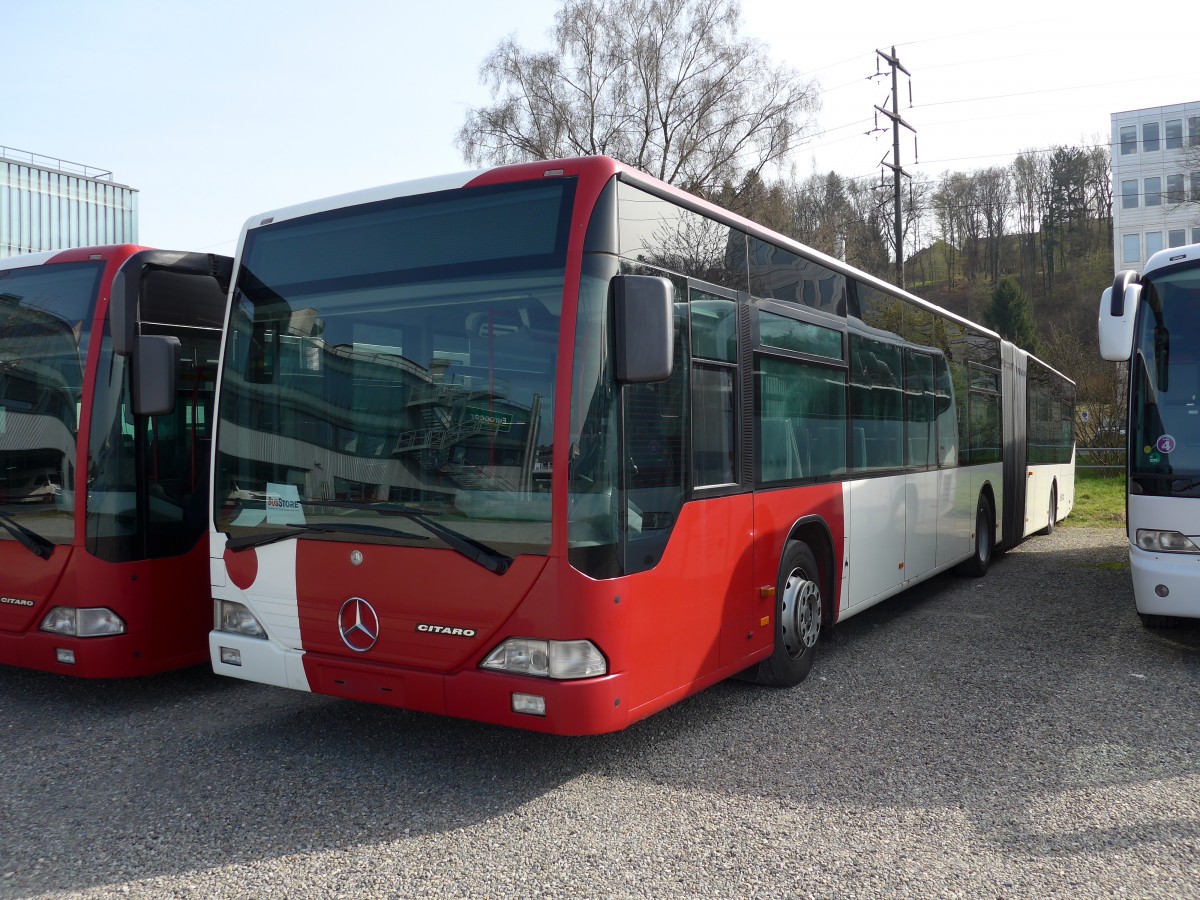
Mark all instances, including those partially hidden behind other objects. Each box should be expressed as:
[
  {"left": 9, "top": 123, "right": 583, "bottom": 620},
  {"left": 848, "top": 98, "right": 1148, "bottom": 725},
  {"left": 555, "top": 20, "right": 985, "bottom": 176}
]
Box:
[
  {"left": 1042, "top": 480, "right": 1058, "bottom": 536},
  {"left": 785, "top": 518, "right": 837, "bottom": 630},
  {"left": 747, "top": 518, "right": 833, "bottom": 687},
  {"left": 956, "top": 489, "right": 995, "bottom": 577}
]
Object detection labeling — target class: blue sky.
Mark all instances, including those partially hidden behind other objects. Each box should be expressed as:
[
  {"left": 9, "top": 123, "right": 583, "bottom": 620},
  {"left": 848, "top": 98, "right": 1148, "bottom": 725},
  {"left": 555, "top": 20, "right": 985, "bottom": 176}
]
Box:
[{"left": 5, "top": 1, "right": 1191, "bottom": 255}]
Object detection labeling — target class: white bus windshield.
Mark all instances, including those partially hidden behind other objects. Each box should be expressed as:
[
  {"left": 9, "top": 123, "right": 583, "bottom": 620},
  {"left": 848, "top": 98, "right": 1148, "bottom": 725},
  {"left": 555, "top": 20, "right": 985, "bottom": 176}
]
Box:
[
  {"left": 214, "top": 180, "right": 575, "bottom": 557},
  {"left": 1130, "top": 260, "right": 1200, "bottom": 494}
]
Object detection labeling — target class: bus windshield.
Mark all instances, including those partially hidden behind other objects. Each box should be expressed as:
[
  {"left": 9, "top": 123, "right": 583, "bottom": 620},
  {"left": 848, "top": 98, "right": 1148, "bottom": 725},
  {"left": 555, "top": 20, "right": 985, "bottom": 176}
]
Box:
[
  {"left": 0, "top": 261, "right": 102, "bottom": 544},
  {"left": 213, "top": 179, "right": 575, "bottom": 557},
  {"left": 1131, "top": 260, "right": 1200, "bottom": 495}
]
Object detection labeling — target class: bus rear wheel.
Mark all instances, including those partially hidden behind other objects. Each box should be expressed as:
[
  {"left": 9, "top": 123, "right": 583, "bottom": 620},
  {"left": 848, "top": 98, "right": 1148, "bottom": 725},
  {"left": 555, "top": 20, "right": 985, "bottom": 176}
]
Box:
[
  {"left": 1042, "top": 486, "right": 1058, "bottom": 536},
  {"left": 750, "top": 542, "right": 822, "bottom": 687},
  {"left": 955, "top": 496, "right": 993, "bottom": 577}
]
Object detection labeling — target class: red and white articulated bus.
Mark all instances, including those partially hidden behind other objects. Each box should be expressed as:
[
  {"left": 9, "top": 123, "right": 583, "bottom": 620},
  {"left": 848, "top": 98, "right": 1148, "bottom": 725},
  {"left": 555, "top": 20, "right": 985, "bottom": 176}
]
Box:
[
  {"left": 208, "top": 157, "right": 1074, "bottom": 734},
  {"left": 0, "top": 245, "right": 230, "bottom": 677}
]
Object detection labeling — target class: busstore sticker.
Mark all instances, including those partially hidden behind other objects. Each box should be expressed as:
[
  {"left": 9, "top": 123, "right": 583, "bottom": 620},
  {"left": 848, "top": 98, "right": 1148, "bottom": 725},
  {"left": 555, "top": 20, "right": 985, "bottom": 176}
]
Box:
[
  {"left": 466, "top": 407, "right": 512, "bottom": 432},
  {"left": 266, "top": 483, "right": 306, "bottom": 525}
]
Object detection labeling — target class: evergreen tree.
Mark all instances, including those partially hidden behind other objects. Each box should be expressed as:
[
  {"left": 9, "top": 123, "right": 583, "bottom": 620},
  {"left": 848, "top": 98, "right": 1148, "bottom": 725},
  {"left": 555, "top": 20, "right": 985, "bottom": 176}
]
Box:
[{"left": 984, "top": 276, "right": 1039, "bottom": 352}]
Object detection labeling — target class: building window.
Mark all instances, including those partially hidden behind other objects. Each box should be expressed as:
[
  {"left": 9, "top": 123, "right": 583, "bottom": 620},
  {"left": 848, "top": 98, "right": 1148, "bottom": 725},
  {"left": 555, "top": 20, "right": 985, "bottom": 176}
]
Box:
[
  {"left": 1145, "top": 177, "right": 1162, "bottom": 207},
  {"left": 1167, "top": 174, "right": 1185, "bottom": 204},
  {"left": 1190, "top": 117, "right": 1200, "bottom": 146},
  {"left": 1144, "top": 122, "right": 1160, "bottom": 152},
  {"left": 1123, "top": 234, "right": 1140, "bottom": 264},
  {"left": 1146, "top": 232, "right": 1164, "bottom": 257},
  {"left": 1191, "top": 172, "right": 1200, "bottom": 202},
  {"left": 1120, "top": 125, "right": 1138, "bottom": 155},
  {"left": 1121, "top": 179, "right": 1139, "bottom": 209},
  {"left": 1193, "top": 227, "right": 1200, "bottom": 245},
  {"left": 1169, "top": 229, "right": 1186, "bottom": 248},
  {"left": 1166, "top": 119, "right": 1183, "bottom": 150}
]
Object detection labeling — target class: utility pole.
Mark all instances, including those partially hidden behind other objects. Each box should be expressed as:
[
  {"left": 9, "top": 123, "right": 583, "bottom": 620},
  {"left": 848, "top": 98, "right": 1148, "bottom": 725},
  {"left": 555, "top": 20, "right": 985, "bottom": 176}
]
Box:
[{"left": 869, "top": 47, "right": 916, "bottom": 288}]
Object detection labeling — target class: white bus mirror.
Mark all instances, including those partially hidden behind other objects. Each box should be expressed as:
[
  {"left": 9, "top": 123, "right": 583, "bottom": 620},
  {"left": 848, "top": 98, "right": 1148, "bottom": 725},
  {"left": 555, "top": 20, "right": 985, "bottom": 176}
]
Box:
[{"left": 1099, "top": 273, "right": 1140, "bottom": 361}]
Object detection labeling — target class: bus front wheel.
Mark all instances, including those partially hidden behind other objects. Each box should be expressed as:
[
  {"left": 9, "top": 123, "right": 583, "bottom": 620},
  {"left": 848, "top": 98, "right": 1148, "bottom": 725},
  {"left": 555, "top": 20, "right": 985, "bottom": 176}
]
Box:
[{"left": 749, "top": 542, "right": 822, "bottom": 687}]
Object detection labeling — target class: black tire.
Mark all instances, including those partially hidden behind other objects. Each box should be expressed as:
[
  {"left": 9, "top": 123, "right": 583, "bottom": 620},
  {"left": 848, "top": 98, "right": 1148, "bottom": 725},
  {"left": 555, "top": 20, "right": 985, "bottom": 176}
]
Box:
[
  {"left": 1042, "top": 485, "right": 1057, "bottom": 536},
  {"left": 747, "top": 542, "right": 823, "bottom": 687},
  {"left": 955, "top": 496, "right": 993, "bottom": 577}
]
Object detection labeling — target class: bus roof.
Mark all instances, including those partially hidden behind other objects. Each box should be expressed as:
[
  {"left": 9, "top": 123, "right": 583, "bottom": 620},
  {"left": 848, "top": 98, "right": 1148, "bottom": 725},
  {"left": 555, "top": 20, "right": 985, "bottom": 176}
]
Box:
[
  {"left": 235, "top": 155, "right": 1007, "bottom": 350},
  {"left": 1143, "top": 243, "right": 1200, "bottom": 277}
]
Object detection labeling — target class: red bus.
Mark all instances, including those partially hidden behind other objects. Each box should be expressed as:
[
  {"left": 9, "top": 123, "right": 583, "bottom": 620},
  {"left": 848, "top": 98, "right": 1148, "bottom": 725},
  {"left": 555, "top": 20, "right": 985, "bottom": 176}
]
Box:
[
  {"left": 1, "top": 245, "right": 230, "bottom": 677},
  {"left": 209, "top": 157, "right": 1074, "bottom": 734}
]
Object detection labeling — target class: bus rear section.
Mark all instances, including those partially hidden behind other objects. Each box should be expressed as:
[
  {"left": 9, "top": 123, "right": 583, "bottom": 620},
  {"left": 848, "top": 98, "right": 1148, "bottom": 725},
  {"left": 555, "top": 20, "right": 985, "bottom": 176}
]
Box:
[
  {"left": 0, "top": 246, "right": 231, "bottom": 676},
  {"left": 209, "top": 157, "right": 1067, "bottom": 734},
  {"left": 1100, "top": 243, "right": 1200, "bottom": 623}
]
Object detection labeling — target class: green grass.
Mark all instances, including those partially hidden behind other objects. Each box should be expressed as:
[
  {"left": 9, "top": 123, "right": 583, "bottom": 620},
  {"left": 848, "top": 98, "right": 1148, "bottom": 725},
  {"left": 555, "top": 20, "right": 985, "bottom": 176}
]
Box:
[{"left": 1065, "top": 471, "right": 1126, "bottom": 528}]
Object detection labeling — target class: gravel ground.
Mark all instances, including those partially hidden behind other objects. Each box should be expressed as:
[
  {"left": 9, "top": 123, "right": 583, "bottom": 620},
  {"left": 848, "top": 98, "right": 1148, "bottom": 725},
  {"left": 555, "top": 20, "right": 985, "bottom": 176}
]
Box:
[{"left": 2, "top": 525, "right": 1198, "bottom": 899}]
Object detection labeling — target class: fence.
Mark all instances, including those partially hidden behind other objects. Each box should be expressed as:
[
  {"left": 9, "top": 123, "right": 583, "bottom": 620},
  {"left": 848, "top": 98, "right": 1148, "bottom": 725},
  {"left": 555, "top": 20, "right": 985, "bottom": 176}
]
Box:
[{"left": 1077, "top": 447, "right": 1125, "bottom": 474}]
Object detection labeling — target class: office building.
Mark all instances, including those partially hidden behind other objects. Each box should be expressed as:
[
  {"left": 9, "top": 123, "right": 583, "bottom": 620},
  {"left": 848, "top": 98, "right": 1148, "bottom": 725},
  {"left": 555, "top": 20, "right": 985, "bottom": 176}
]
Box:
[
  {"left": 1111, "top": 103, "right": 1200, "bottom": 273},
  {"left": 0, "top": 145, "right": 138, "bottom": 259}
]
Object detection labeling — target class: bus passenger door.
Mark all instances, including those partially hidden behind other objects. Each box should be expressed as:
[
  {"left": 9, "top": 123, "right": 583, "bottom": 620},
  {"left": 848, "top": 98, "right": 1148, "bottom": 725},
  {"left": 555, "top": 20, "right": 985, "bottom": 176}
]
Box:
[
  {"left": 933, "top": 355, "right": 971, "bottom": 566},
  {"left": 845, "top": 334, "right": 904, "bottom": 607},
  {"left": 903, "top": 350, "right": 937, "bottom": 582}
]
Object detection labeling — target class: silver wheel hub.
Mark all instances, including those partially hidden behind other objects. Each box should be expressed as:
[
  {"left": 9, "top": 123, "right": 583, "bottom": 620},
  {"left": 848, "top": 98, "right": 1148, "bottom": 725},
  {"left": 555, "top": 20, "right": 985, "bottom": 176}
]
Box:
[{"left": 780, "top": 568, "right": 821, "bottom": 658}]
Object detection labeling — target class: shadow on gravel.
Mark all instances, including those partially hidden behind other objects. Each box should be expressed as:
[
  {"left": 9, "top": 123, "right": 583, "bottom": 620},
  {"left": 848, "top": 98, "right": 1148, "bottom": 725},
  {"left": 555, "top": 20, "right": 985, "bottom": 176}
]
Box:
[{"left": 3, "top": 529, "right": 1197, "bottom": 895}]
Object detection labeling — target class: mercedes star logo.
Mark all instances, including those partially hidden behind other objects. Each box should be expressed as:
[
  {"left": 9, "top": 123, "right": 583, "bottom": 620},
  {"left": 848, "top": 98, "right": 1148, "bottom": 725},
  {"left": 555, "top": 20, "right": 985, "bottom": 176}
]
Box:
[{"left": 338, "top": 597, "right": 380, "bottom": 652}]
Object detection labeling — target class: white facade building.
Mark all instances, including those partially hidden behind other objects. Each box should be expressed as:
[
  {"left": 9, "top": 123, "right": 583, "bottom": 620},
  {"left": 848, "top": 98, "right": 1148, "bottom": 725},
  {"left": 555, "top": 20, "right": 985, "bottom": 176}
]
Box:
[
  {"left": 0, "top": 146, "right": 138, "bottom": 259},
  {"left": 1111, "top": 102, "right": 1200, "bottom": 273}
]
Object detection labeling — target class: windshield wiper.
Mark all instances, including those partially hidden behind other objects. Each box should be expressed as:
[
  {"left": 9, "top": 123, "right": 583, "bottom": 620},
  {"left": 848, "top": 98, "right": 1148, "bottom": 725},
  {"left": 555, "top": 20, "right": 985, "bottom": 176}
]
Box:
[
  {"left": 374, "top": 508, "right": 512, "bottom": 575},
  {"left": 0, "top": 513, "right": 55, "bottom": 560},
  {"left": 224, "top": 500, "right": 513, "bottom": 574},
  {"left": 225, "top": 521, "right": 431, "bottom": 552}
]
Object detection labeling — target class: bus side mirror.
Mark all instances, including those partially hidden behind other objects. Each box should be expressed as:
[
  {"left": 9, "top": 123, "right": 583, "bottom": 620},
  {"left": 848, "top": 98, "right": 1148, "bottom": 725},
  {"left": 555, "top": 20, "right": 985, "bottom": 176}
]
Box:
[
  {"left": 134, "top": 335, "right": 180, "bottom": 417},
  {"left": 614, "top": 275, "right": 673, "bottom": 384},
  {"left": 1098, "top": 271, "right": 1140, "bottom": 362}
]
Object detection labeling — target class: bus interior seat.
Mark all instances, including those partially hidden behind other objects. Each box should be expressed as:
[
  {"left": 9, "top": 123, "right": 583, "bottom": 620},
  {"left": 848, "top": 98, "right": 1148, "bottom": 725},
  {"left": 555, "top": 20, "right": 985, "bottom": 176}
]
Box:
[
  {"left": 761, "top": 418, "right": 804, "bottom": 481},
  {"left": 852, "top": 426, "right": 867, "bottom": 470}
]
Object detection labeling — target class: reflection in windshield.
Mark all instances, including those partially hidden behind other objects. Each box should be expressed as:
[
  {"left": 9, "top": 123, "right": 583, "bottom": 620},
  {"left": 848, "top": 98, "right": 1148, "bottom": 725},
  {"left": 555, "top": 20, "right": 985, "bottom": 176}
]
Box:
[
  {"left": 214, "top": 181, "right": 573, "bottom": 556},
  {"left": 1131, "top": 263, "right": 1200, "bottom": 494},
  {"left": 0, "top": 262, "right": 101, "bottom": 544}
]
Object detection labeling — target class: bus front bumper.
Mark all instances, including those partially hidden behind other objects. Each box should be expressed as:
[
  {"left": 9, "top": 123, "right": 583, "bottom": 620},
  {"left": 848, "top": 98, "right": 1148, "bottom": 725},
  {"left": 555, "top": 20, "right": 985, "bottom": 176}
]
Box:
[
  {"left": 1129, "top": 545, "right": 1200, "bottom": 618},
  {"left": 0, "top": 628, "right": 206, "bottom": 679},
  {"left": 210, "top": 630, "right": 633, "bottom": 735}
]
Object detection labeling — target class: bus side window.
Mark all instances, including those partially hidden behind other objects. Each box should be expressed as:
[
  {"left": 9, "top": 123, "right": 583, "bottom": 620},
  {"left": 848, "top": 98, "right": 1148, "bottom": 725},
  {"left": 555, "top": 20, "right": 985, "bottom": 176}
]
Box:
[
  {"left": 933, "top": 355, "right": 958, "bottom": 467},
  {"left": 755, "top": 354, "right": 846, "bottom": 482}
]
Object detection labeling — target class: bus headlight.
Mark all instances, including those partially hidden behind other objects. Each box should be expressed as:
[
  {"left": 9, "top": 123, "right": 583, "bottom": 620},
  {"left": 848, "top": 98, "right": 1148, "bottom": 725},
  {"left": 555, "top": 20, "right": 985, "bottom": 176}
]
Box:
[
  {"left": 481, "top": 638, "right": 607, "bottom": 679},
  {"left": 215, "top": 600, "right": 267, "bottom": 638},
  {"left": 39, "top": 607, "right": 126, "bottom": 637},
  {"left": 1135, "top": 529, "right": 1200, "bottom": 553}
]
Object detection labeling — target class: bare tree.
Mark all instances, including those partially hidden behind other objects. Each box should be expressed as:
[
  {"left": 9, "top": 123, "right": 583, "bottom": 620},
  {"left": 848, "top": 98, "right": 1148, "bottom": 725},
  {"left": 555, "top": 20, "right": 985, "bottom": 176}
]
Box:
[
  {"left": 976, "top": 166, "right": 1012, "bottom": 284},
  {"left": 456, "top": 0, "right": 820, "bottom": 193},
  {"left": 841, "top": 177, "right": 892, "bottom": 278},
  {"left": 1011, "top": 150, "right": 1049, "bottom": 286}
]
